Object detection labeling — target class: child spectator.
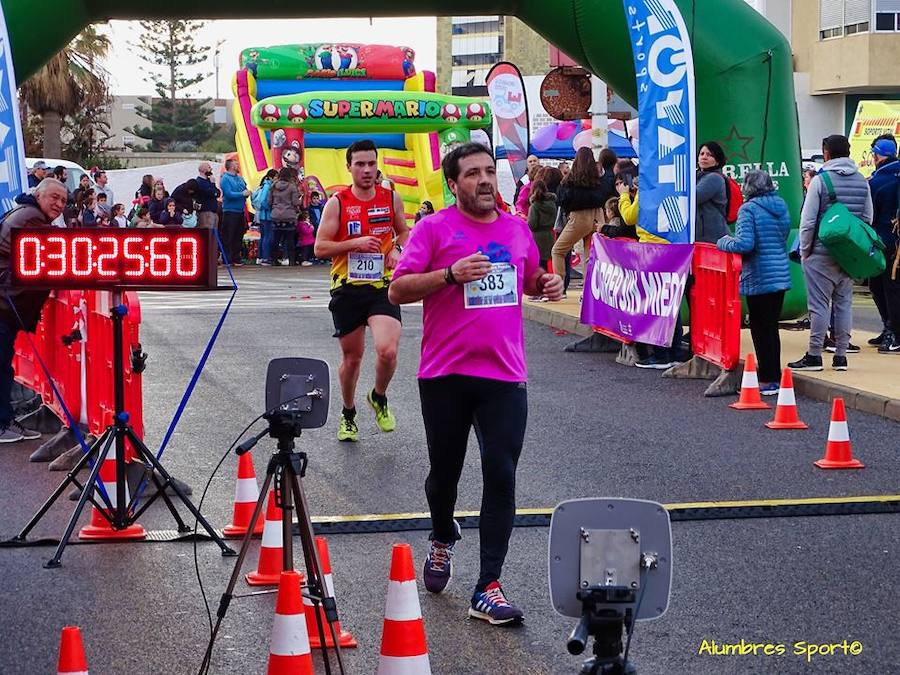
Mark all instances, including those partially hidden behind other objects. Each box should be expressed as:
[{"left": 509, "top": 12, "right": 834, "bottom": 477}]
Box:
[
  {"left": 599, "top": 196, "right": 638, "bottom": 240},
  {"left": 111, "top": 203, "right": 128, "bottom": 228},
  {"left": 95, "top": 192, "right": 111, "bottom": 219},
  {"left": 296, "top": 208, "right": 315, "bottom": 266},
  {"left": 132, "top": 206, "right": 152, "bottom": 228},
  {"left": 78, "top": 192, "right": 98, "bottom": 227},
  {"left": 157, "top": 198, "right": 184, "bottom": 226}
]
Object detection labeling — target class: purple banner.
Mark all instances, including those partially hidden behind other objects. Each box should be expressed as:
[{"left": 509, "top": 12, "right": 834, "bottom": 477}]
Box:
[{"left": 580, "top": 235, "right": 693, "bottom": 347}]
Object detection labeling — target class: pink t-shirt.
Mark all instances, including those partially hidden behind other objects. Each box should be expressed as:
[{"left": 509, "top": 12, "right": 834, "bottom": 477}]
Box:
[{"left": 393, "top": 205, "right": 540, "bottom": 382}]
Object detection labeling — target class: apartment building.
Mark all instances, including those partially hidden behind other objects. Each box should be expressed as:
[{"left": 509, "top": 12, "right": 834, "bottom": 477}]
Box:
[
  {"left": 748, "top": 0, "right": 900, "bottom": 155},
  {"left": 435, "top": 16, "right": 550, "bottom": 97}
]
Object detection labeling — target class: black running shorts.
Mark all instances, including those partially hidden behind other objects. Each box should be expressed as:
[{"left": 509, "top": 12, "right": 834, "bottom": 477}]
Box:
[{"left": 329, "top": 285, "right": 401, "bottom": 338}]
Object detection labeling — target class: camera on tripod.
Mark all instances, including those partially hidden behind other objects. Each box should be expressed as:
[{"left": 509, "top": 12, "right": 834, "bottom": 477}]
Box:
[
  {"left": 263, "top": 357, "right": 329, "bottom": 438},
  {"left": 548, "top": 498, "right": 673, "bottom": 675}
]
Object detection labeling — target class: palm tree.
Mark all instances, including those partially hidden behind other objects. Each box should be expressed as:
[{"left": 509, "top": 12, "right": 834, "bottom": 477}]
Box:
[{"left": 19, "top": 26, "right": 111, "bottom": 158}]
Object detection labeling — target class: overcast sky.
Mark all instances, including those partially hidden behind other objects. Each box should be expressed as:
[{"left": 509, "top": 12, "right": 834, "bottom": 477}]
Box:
[{"left": 101, "top": 18, "right": 438, "bottom": 99}]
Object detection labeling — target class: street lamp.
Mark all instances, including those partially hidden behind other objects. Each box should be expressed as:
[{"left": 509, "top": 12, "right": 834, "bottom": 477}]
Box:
[{"left": 213, "top": 39, "right": 226, "bottom": 101}]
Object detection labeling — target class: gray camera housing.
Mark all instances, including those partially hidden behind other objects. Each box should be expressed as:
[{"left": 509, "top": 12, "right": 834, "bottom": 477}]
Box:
[{"left": 548, "top": 498, "right": 672, "bottom": 621}]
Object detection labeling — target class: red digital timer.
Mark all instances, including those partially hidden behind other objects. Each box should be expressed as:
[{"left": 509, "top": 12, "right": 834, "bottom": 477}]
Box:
[{"left": 9, "top": 227, "right": 217, "bottom": 290}]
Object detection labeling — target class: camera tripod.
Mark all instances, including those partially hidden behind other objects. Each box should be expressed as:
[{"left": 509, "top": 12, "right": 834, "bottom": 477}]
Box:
[
  {"left": 199, "top": 412, "right": 345, "bottom": 675},
  {"left": 12, "top": 291, "right": 235, "bottom": 568},
  {"left": 568, "top": 587, "right": 638, "bottom": 675}
]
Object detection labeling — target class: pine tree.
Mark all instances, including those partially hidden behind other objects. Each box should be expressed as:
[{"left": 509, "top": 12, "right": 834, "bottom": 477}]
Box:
[{"left": 126, "top": 20, "right": 214, "bottom": 151}]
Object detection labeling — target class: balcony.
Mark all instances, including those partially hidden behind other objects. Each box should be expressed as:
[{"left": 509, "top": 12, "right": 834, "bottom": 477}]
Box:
[{"left": 810, "top": 32, "right": 900, "bottom": 93}]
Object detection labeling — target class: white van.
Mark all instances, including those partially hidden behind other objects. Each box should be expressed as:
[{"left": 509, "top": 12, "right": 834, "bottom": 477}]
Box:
[{"left": 25, "top": 158, "right": 96, "bottom": 194}]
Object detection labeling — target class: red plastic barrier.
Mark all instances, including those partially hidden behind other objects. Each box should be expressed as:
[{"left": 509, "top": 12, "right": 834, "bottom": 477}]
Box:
[
  {"left": 690, "top": 243, "right": 742, "bottom": 371},
  {"left": 13, "top": 290, "right": 144, "bottom": 443},
  {"left": 84, "top": 292, "right": 144, "bottom": 441},
  {"left": 12, "top": 291, "right": 83, "bottom": 426}
]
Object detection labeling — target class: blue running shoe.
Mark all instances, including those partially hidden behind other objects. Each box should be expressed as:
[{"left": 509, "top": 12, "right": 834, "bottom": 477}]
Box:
[
  {"left": 468, "top": 581, "right": 524, "bottom": 625},
  {"left": 423, "top": 539, "right": 454, "bottom": 593}
]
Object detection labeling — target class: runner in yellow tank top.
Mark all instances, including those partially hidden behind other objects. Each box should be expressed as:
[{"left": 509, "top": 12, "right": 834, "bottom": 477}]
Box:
[{"left": 314, "top": 139, "right": 410, "bottom": 442}]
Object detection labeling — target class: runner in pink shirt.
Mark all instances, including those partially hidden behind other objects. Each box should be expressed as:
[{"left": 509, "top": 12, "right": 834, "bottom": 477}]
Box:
[{"left": 390, "top": 142, "right": 563, "bottom": 626}]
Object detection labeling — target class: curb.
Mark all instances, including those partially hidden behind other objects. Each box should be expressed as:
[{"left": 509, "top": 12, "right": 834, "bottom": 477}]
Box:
[
  {"left": 523, "top": 303, "right": 592, "bottom": 338},
  {"left": 524, "top": 305, "right": 900, "bottom": 423},
  {"left": 792, "top": 375, "right": 900, "bottom": 423}
]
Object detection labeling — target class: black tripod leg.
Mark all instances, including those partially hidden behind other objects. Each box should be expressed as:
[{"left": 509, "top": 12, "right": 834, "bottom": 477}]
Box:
[
  {"left": 126, "top": 429, "right": 235, "bottom": 556},
  {"left": 44, "top": 432, "right": 115, "bottom": 569},
  {"left": 290, "top": 472, "right": 344, "bottom": 675},
  {"left": 199, "top": 469, "right": 275, "bottom": 674},
  {"left": 129, "top": 461, "right": 191, "bottom": 533},
  {"left": 13, "top": 430, "right": 108, "bottom": 542}
]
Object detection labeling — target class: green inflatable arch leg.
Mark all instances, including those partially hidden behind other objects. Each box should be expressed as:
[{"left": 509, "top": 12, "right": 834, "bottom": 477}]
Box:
[{"left": 4, "top": 0, "right": 806, "bottom": 316}]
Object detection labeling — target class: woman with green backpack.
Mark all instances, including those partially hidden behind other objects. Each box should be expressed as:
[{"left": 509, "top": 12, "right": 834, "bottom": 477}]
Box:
[{"left": 789, "top": 134, "right": 876, "bottom": 372}]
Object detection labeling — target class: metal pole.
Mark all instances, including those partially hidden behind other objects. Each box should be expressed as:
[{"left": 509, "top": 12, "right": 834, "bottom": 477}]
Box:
[{"left": 112, "top": 291, "right": 127, "bottom": 527}]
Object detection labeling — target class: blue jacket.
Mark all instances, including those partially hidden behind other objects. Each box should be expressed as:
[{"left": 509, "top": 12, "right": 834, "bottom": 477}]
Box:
[
  {"left": 716, "top": 191, "right": 792, "bottom": 296},
  {"left": 868, "top": 158, "right": 900, "bottom": 248},
  {"left": 220, "top": 172, "right": 248, "bottom": 213},
  {"left": 195, "top": 177, "right": 220, "bottom": 213}
]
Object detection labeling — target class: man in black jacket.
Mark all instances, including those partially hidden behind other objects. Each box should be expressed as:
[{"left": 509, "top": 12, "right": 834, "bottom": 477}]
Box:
[
  {"left": 195, "top": 162, "right": 221, "bottom": 229},
  {"left": 0, "top": 179, "right": 68, "bottom": 442}
]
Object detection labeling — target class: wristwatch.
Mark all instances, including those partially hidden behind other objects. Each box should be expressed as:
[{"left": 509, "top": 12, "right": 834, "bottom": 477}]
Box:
[{"left": 394, "top": 242, "right": 403, "bottom": 253}]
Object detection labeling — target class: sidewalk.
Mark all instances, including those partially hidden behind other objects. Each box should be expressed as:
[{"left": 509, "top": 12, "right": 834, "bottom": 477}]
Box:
[{"left": 523, "top": 288, "right": 900, "bottom": 422}]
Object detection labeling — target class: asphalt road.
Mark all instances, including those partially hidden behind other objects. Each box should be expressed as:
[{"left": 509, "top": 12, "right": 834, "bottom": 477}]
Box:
[{"left": 0, "top": 266, "right": 897, "bottom": 674}]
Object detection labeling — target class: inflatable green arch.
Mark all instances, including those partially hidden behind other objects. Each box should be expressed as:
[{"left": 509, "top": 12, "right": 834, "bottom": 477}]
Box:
[{"left": 4, "top": 0, "right": 805, "bottom": 315}]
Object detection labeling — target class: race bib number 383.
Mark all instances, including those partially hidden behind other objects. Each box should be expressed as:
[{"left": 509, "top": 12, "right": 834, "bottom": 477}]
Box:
[
  {"left": 464, "top": 262, "right": 518, "bottom": 309},
  {"left": 348, "top": 252, "right": 384, "bottom": 281}
]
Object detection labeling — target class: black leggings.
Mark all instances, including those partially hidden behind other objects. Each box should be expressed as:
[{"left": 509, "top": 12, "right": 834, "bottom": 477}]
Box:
[
  {"left": 747, "top": 290, "right": 785, "bottom": 383},
  {"left": 418, "top": 375, "right": 527, "bottom": 590}
]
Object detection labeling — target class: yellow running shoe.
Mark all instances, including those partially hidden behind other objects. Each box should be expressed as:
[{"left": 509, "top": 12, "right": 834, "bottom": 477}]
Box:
[
  {"left": 337, "top": 414, "right": 359, "bottom": 442},
  {"left": 367, "top": 390, "right": 396, "bottom": 432}
]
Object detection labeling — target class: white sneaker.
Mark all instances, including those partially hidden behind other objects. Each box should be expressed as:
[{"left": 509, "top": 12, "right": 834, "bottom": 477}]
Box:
[{"left": 301, "top": 261, "right": 313, "bottom": 266}]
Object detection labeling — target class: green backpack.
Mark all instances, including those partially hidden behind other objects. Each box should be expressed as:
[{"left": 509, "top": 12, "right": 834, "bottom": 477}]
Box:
[{"left": 816, "top": 171, "right": 886, "bottom": 279}]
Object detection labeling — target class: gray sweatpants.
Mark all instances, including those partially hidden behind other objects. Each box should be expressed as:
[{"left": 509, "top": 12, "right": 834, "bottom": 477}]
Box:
[{"left": 803, "top": 251, "right": 853, "bottom": 357}]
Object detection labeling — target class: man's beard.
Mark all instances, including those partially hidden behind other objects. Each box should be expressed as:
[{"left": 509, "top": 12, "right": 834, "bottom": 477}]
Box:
[{"left": 457, "top": 185, "right": 496, "bottom": 216}]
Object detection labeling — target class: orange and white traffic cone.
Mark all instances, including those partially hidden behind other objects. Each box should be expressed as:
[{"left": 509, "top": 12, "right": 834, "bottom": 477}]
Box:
[
  {"left": 223, "top": 452, "right": 265, "bottom": 538},
  {"left": 57, "top": 626, "right": 89, "bottom": 675},
  {"left": 765, "top": 368, "right": 808, "bottom": 430},
  {"left": 377, "top": 543, "right": 431, "bottom": 674},
  {"left": 305, "top": 536, "right": 358, "bottom": 649},
  {"left": 815, "top": 398, "right": 864, "bottom": 469},
  {"left": 729, "top": 353, "right": 770, "bottom": 410},
  {"left": 247, "top": 491, "right": 285, "bottom": 586},
  {"left": 78, "top": 457, "right": 146, "bottom": 540},
  {"left": 267, "top": 570, "right": 314, "bottom": 675}
]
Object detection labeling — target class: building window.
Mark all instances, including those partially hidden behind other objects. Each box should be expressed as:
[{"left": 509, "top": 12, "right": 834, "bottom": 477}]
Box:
[
  {"left": 819, "top": 0, "right": 873, "bottom": 38},
  {"left": 122, "top": 103, "right": 136, "bottom": 111},
  {"left": 875, "top": 0, "right": 900, "bottom": 30},
  {"left": 451, "top": 20, "right": 502, "bottom": 35},
  {"left": 452, "top": 53, "right": 502, "bottom": 66}
]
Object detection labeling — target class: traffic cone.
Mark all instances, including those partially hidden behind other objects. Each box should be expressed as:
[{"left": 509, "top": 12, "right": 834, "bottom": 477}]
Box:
[
  {"left": 267, "top": 570, "right": 314, "bottom": 675},
  {"left": 57, "top": 626, "right": 89, "bottom": 675},
  {"left": 305, "top": 536, "right": 358, "bottom": 649},
  {"left": 78, "top": 457, "right": 146, "bottom": 540},
  {"left": 246, "top": 490, "right": 285, "bottom": 586},
  {"left": 223, "top": 453, "right": 265, "bottom": 538},
  {"left": 815, "top": 398, "right": 864, "bottom": 469},
  {"left": 377, "top": 543, "right": 431, "bottom": 674},
  {"left": 729, "top": 353, "right": 770, "bottom": 410},
  {"left": 765, "top": 368, "right": 809, "bottom": 430}
]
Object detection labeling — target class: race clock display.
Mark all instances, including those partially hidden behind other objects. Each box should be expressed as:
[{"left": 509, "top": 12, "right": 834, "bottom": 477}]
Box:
[{"left": 10, "top": 227, "right": 217, "bottom": 290}]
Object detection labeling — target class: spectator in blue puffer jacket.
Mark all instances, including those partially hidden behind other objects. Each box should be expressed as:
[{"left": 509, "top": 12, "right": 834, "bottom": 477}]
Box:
[
  {"left": 866, "top": 136, "right": 900, "bottom": 351},
  {"left": 717, "top": 169, "right": 792, "bottom": 394}
]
